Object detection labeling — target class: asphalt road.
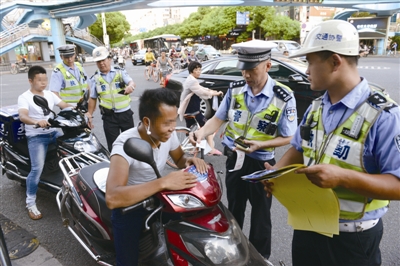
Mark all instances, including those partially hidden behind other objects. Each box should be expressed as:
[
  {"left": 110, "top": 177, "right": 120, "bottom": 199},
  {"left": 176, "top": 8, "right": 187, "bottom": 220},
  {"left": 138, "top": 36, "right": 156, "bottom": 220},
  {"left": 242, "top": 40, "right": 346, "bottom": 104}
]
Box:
[{"left": 0, "top": 56, "right": 399, "bottom": 266}]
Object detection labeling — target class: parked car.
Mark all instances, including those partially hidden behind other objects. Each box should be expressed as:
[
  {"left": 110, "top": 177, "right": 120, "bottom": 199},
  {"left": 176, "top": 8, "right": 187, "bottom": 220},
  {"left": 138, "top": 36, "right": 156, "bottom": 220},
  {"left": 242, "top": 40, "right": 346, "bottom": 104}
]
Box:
[
  {"left": 195, "top": 45, "right": 221, "bottom": 61},
  {"left": 267, "top": 40, "right": 306, "bottom": 61},
  {"left": 165, "top": 56, "right": 385, "bottom": 124},
  {"left": 131, "top": 48, "right": 147, "bottom": 65},
  {"left": 165, "top": 55, "right": 323, "bottom": 124}
]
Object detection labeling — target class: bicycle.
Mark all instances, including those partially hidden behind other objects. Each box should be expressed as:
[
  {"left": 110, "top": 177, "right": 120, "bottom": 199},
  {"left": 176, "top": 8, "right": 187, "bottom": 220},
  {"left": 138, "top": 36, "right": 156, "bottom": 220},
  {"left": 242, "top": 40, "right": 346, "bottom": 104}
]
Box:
[
  {"left": 144, "top": 61, "right": 159, "bottom": 82},
  {"left": 166, "top": 111, "right": 202, "bottom": 169}
]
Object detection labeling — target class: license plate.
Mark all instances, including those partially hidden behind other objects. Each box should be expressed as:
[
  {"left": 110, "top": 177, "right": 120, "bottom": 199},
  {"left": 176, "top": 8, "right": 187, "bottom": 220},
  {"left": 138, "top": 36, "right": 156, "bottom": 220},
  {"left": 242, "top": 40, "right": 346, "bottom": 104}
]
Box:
[{"left": 136, "top": 60, "right": 142, "bottom": 62}]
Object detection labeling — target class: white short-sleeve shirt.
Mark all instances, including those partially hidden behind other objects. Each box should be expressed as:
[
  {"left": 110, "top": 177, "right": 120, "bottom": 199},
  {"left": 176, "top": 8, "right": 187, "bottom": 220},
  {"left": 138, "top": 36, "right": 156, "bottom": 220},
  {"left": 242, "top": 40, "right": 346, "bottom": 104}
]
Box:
[
  {"left": 18, "top": 90, "right": 61, "bottom": 136},
  {"left": 111, "top": 127, "right": 180, "bottom": 185}
]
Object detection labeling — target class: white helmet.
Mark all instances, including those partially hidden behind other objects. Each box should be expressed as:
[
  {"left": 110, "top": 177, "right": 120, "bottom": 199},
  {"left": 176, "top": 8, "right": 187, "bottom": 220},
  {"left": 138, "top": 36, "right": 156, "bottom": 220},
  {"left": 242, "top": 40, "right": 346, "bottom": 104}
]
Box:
[
  {"left": 92, "top": 46, "right": 109, "bottom": 61},
  {"left": 290, "top": 20, "right": 359, "bottom": 58}
]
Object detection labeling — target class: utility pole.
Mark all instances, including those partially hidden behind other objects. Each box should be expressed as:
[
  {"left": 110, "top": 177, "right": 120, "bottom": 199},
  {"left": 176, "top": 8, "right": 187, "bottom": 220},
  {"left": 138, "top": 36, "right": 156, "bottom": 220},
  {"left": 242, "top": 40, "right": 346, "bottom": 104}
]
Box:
[{"left": 101, "top": 13, "right": 110, "bottom": 49}]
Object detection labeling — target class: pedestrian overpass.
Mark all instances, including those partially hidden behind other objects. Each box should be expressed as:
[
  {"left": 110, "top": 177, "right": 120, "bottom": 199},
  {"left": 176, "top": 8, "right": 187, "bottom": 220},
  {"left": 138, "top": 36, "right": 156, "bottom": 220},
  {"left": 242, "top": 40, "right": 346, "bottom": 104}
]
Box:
[{"left": 1, "top": 0, "right": 399, "bottom": 61}]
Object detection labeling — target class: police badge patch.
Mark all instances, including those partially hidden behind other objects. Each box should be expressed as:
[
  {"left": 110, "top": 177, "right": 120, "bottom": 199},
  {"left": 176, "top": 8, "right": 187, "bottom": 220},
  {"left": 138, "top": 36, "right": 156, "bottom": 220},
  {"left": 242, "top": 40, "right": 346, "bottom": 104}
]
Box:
[
  {"left": 395, "top": 134, "right": 400, "bottom": 152},
  {"left": 286, "top": 107, "right": 296, "bottom": 122}
]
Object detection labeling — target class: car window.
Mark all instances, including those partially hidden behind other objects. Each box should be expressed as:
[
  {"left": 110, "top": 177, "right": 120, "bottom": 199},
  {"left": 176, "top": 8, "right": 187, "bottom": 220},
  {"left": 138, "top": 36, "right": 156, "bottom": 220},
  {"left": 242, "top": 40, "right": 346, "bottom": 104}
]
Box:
[
  {"left": 213, "top": 60, "right": 242, "bottom": 76},
  {"left": 201, "top": 63, "right": 214, "bottom": 74},
  {"left": 269, "top": 61, "right": 297, "bottom": 80},
  {"left": 286, "top": 42, "right": 301, "bottom": 50}
]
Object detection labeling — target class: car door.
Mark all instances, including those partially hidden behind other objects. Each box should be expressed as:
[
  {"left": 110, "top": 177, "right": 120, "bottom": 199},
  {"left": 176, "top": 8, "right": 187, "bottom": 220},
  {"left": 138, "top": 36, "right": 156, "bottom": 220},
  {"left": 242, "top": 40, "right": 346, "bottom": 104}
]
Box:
[
  {"left": 196, "top": 59, "right": 244, "bottom": 118},
  {"left": 199, "top": 59, "right": 243, "bottom": 95}
]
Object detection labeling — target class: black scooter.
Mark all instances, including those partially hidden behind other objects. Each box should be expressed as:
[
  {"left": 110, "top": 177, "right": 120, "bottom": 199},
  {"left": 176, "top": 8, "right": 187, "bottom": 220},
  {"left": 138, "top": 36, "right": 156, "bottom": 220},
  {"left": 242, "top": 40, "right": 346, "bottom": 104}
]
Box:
[{"left": 0, "top": 93, "right": 109, "bottom": 193}]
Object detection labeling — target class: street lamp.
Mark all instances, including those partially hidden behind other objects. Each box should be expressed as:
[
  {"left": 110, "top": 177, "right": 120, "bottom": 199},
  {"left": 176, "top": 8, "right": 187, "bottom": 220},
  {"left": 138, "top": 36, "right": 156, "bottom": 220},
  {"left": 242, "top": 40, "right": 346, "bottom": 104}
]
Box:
[{"left": 101, "top": 13, "right": 110, "bottom": 49}]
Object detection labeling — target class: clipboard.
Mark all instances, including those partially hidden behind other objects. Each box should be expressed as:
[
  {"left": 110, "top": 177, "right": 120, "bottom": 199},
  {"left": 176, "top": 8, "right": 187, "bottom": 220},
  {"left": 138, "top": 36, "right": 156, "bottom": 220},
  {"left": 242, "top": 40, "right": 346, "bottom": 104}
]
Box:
[{"left": 241, "top": 164, "right": 305, "bottom": 182}]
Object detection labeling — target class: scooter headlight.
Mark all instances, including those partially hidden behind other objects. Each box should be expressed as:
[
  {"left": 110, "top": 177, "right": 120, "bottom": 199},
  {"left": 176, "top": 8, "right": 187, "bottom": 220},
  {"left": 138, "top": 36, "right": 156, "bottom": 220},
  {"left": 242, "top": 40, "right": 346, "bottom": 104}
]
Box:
[
  {"left": 167, "top": 194, "right": 205, "bottom": 209},
  {"left": 181, "top": 212, "right": 249, "bottom": 265},
  {"left": 73, "top": 141, "right": 85, "bottom": 151}
]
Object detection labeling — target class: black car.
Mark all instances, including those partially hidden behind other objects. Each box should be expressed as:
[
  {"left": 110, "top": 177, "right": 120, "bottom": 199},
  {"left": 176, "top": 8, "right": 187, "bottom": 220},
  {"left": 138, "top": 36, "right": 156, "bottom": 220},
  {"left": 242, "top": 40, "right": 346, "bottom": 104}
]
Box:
[{"left": 165, "top": 56, "right": 323, "bottom": 123}]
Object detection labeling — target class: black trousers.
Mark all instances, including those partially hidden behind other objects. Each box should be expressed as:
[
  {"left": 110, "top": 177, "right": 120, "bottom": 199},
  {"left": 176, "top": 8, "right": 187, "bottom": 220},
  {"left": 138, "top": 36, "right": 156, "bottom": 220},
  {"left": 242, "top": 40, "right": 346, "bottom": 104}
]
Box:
[
  {"left": 224, "top": 147, "right": 275, "bottom": 259},
  {"left": 102, "top": 109, "right": 134, "bottom": 151},
  {"left": 292, "top": 218, "right": 383, "bottom": 266}
]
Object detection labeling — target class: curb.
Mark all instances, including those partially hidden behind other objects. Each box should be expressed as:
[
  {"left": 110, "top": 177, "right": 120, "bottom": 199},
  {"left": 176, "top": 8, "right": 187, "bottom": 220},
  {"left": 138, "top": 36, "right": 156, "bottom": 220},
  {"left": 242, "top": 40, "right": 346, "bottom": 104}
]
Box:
[{"left": 10, "top": 246, "right": 63, "bottom": 266}]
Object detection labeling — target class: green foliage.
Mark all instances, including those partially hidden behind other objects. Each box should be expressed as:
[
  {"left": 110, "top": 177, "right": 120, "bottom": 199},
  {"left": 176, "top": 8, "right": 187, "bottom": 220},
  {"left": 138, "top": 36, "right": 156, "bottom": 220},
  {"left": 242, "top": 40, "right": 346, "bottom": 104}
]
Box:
[
  {"left": 350, "top": 12, "right": 376, "bottom": 18},
  {"left": 126, "top": 6, "right": 300, "bottom": 44},
  {"left": 261, "top": 14, "right": 300, "bottom": 40},
  {"left": 89, "top": 12, "right": 131, "bottom": 45}
]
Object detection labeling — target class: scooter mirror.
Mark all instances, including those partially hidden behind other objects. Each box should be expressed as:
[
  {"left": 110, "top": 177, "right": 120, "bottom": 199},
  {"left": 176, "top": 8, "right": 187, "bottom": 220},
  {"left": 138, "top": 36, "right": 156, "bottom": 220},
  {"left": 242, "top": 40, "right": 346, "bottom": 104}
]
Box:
[
  {"left": 33, "top": 95, "right": 56, "bottom": 117},
  {"left": 123, "top": 137, "right": 161, "bottom": 178},
  {"left": 76, "top": 90, "right": 89, "bottom": 113}
]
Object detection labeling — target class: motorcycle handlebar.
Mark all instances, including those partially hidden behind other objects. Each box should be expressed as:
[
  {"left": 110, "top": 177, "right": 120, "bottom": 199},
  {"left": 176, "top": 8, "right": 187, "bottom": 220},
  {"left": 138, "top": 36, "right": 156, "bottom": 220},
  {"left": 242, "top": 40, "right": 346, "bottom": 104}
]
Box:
[{"left": 122, "top": 197, "right": 155, "bottom": 214}]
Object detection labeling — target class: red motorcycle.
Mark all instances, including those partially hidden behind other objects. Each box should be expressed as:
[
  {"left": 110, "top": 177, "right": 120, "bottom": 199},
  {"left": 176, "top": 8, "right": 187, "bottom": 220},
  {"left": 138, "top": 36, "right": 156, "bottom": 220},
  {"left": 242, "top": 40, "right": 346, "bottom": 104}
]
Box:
[{"left": 56, "top": 138, "right": 271, "bottom": 265}]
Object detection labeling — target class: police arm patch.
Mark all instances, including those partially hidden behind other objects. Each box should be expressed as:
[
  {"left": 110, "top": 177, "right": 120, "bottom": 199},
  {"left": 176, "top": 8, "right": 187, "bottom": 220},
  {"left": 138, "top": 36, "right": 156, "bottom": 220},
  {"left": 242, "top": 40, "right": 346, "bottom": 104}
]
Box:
[
  {"left": 286, "top": 107, "right": 296, "bottom": 122},
  {"left": 395, "top": 134, "right": 400, "bottom": 152}
]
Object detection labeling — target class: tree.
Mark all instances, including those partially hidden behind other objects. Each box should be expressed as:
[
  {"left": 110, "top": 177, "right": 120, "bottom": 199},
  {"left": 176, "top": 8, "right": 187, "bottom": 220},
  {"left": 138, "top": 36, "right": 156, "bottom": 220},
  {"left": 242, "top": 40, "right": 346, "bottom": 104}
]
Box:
[
  {"left": 350, "top": 12, "right": 376, "bottom": 18},
  {"left": 127, "top": 6, "right": 300, "bottom": 44},
  {"left": 261, "top": 14, "right": 300, "bottom": 40},
  {"left": 89, "top": 12, "right": 131, "bottom": 45}
]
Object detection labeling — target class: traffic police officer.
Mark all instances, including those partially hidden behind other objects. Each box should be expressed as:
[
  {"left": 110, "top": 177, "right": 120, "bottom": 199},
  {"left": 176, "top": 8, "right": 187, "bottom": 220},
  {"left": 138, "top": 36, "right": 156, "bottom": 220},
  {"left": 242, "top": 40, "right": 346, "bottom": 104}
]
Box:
[
  {"left": 87, "top": 46, "right": 136, "bottom": 152},
  {"left": 264, "top": 20, "right": 400, "bottom": 265},
  {"left": 49, "top": 44, "right": 88, "bottom": 105},
  {"left": 191, "top": 40, "right": 298, "bottom": 260}
]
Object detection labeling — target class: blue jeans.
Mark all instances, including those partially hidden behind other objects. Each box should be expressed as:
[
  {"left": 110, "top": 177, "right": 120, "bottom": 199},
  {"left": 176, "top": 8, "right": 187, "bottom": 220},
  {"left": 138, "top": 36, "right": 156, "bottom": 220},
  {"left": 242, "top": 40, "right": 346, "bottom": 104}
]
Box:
[
  {"left": 26, "top": 131, "right": 60, "bottom": 207},
  {"left": 112, "top": 208, "right": 180, "bottom": 266},
  {"left": 111, "top": 208, "right": 149, "bottom": 266}
]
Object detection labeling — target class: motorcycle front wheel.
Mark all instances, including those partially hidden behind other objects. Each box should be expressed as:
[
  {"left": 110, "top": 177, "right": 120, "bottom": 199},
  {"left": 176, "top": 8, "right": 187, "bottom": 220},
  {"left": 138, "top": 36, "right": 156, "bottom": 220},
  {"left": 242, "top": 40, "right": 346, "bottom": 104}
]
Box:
[{"left": 10, "top": 65, "right": 18, "bottom": 75}]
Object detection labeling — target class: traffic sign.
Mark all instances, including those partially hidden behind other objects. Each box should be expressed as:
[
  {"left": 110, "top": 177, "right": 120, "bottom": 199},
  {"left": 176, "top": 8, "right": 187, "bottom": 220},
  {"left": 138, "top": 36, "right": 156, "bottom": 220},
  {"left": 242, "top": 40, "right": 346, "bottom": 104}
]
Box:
[{"left": 236, "top": 11, "right": 250, "bottom": 25}]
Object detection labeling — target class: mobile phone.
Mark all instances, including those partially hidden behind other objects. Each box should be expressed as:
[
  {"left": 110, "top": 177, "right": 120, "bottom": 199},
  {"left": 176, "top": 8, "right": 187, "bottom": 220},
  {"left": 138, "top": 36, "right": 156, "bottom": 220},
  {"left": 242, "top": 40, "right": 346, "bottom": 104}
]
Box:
[
  {"left": 234, "top": 136, "right": 250, "bottom": 151},
  {"left": 118, "top": 89, "right": 125, "bottom": 95}
]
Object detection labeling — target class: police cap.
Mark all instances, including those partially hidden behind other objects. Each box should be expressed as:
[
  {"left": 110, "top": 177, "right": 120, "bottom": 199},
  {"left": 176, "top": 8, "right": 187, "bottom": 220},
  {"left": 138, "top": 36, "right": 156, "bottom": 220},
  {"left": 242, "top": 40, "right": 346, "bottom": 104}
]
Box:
[
  {"left": 92, "top": 46, "right": 110, "bottom": 62},
  {"left": 57, "top": 44, "right": 76, "bottom": 57},
  {"left": 232, "top": 40, "right": 277, "bottom": 70}
]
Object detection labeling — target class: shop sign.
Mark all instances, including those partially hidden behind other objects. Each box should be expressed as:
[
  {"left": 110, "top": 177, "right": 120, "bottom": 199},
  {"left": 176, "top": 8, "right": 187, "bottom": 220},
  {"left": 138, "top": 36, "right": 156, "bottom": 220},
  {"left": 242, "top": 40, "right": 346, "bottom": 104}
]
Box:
[{"left": 348, "top": 17, "right": 389, "bottom": 38}]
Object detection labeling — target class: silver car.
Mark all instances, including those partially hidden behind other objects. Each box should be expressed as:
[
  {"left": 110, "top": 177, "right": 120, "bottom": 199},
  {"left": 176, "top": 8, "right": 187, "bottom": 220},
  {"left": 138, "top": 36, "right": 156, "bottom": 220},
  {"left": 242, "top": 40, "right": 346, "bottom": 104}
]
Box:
[{"left": 195, "top": 45, "right": 221, "bottom": 61}]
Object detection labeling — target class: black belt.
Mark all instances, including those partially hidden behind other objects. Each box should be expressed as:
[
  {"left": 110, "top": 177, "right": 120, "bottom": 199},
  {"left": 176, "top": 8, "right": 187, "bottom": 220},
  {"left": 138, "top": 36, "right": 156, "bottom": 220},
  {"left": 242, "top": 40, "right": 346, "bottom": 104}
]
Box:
[{"left": 100, "top": 106, "right": 115, "bottom": 116}]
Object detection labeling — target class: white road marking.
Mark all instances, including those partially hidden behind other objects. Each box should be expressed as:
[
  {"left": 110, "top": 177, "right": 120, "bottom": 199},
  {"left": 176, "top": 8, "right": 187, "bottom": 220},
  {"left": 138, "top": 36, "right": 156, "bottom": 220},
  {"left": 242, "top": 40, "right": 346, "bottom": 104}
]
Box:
[{"left": 358, "top": 66, "right": 390, "bottom": 70}]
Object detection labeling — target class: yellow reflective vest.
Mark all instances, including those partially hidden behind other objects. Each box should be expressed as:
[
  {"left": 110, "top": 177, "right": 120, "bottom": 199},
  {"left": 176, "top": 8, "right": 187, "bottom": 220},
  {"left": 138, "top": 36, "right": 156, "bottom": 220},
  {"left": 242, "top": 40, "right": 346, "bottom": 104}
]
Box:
[
  {"left": 55, "top": 63, "right": 86, "bottom": 103},
  {"left": 225, "top": 81, "right": 293, "bottom": 152},
  {"left": 93, "top": 69, "right": 131, "bottom": 110},
  {"left": 301, "top": 88, "right": 396, "bottom": 220}
]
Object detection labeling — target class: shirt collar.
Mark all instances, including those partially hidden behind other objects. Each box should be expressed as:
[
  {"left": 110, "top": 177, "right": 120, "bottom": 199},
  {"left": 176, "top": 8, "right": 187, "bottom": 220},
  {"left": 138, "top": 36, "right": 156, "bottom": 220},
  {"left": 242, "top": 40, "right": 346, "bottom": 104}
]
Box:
[
  {"left": 62, "top": 62, "right": 75, "bottom": 71},
  {"left": 322, "top": 77, "right": 368, "bottom": 109},
  {"left": 99, "top": 66, "right": 117, "bottom": 75},
  {"left": 240, "top": 74, "right": 274, "bottom": 98}
]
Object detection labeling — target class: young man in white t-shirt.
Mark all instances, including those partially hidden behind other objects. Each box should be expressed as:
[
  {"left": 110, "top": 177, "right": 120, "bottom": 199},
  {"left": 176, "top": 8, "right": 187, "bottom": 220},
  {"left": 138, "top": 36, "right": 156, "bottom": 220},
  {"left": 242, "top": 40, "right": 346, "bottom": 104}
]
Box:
[
  {"left": 18, "top": 66, "right": 71, "bottom": 220},
  {"left": 105, "top": 88, "right": 208, "bottom": 265}
]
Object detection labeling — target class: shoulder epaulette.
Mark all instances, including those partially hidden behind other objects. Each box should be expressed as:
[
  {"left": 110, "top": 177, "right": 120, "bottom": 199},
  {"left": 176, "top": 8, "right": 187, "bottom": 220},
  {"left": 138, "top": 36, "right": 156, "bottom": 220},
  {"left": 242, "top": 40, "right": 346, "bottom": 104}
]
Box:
[
  {"left": 384, "top": 103, "right": 398, "bottom": 111},
  {"left": 229, "top": 80, "right": 246, "bottom": 89},
  {"left": 368, "top": 91, "right": 398, "bottom": 112},
  {"left": 273, "top": 85, "right": 292, "bottom": 102}
]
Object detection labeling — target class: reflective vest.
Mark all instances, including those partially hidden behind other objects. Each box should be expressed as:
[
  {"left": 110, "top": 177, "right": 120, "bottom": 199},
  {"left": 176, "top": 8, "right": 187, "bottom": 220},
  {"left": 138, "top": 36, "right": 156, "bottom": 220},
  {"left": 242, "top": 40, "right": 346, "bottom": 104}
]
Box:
[
  {"left": 301, "top": 88, "right": 396, "bottom": 220},
  {"left": 56, "top": 63, "right": 86, "bottom": 103},
  {"left": 225, "top": 80, "right": 293, "bottom": 152},
  {"left": 94, "top": 69, "right": 131, "bottom": 110}
]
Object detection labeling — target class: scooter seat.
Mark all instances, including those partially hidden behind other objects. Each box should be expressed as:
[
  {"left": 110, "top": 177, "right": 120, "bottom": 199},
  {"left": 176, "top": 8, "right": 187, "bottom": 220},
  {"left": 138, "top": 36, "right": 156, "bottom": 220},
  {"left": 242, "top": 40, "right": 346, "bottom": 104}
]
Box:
[{"left": 77, "top": 162, "right": 112, "bottom": 229}]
